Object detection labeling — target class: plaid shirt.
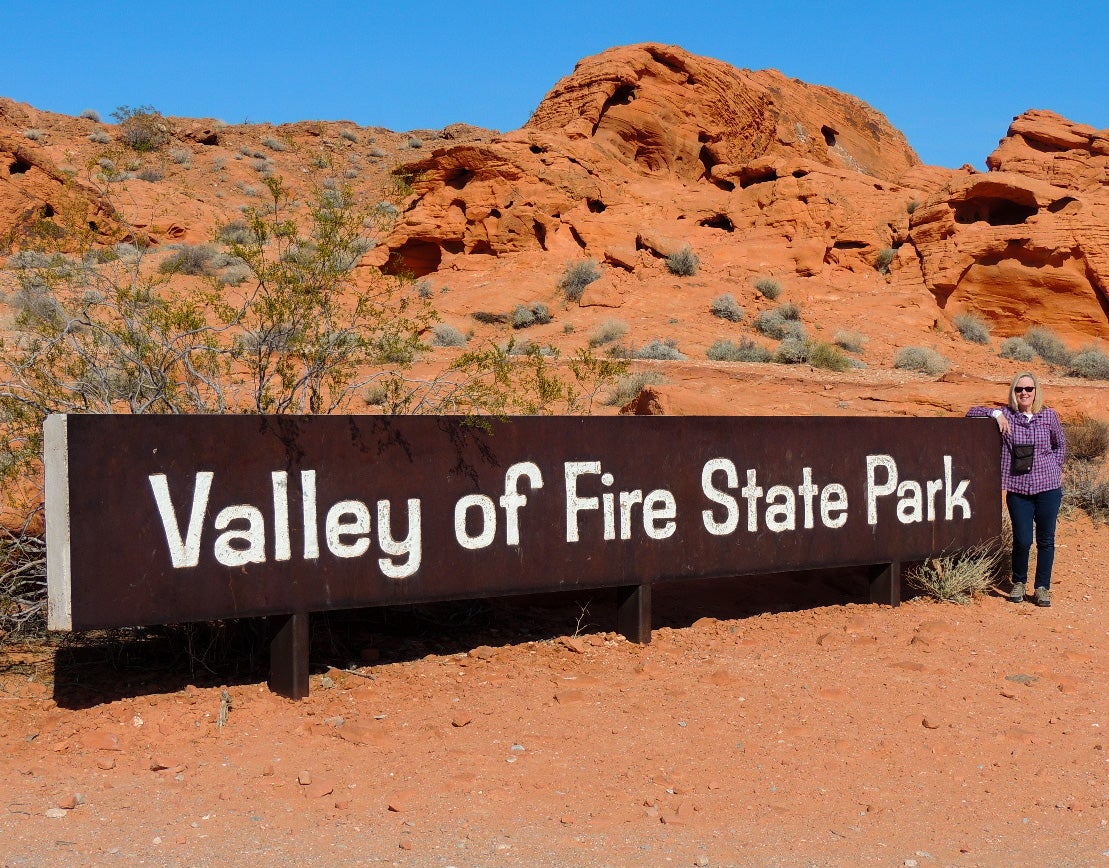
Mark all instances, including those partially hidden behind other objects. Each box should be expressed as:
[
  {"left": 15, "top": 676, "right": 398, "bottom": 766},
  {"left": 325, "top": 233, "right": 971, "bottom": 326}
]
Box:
[{"left": 966, "top": 405, "right": 1067, "bottom": 494}]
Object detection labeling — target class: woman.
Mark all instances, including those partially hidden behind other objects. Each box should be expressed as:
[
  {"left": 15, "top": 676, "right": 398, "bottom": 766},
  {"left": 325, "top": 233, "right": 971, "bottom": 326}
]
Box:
[{"left": 967, "top": 372, "right": 1067, "bottom": 607}]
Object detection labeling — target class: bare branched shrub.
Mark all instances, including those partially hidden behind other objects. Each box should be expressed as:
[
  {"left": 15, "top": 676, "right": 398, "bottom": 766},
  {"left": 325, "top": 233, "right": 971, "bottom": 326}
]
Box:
[
  {"left": 159, "top": 243, "right": 217, "bottom": 275},
  {"left": 775, "top": 336, "right": 810, "bottom": 364},
  {"left": 666, "top": 245, "right": 700, "bottom": 277},
  {"left": 262, "top": 136, "right": 287, "bottom": 152},
  {"left": 559, "top": 259, "right": 601, "bottom": 302},
  {"left": 895, "top": 346, "right": 950, "bottom": 376},
  {"left": 907, "top": 542, "right": 1004, "bottom": 603},
  {"left": 755, "top": 306, "right": 806, "bottom": 341},
  {"left": 0, "top": 509, "right": 46, "bottom": 638},
  {"left": 706, "top": 337, "right": 773, "bottom": 363},
  {"left": 953, "top": 312, "right": 991, "bottom": 344},
  {"left": 710, "top": 294, "right": 745, "bottom": 322},
  {"left": 1063, "top": 414, "right": 1109, "bottom": 462},
  {"left": 511, "top": 303, "right": 552, "bottom": 330},
  {"left": 1062, "top": 462, "right": 1109, "bottom": 522}
]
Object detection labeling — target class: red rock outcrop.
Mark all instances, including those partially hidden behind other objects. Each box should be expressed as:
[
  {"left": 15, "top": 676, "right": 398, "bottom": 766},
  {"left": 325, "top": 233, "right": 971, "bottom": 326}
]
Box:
[{"left": 909, "top": 111, "right": 1109, "bottom": 342}]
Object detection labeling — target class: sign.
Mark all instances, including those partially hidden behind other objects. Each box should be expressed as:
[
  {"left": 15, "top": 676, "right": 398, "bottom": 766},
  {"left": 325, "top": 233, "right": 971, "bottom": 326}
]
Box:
[{"left": 45, "top": 414, "right": 1001, "bottom": 633}]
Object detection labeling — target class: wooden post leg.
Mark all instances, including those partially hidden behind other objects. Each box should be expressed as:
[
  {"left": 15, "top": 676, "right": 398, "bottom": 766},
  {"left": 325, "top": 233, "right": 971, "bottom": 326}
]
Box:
[
  {"left": 269, "top": 612, "right": 310, "bottom": 699},
  {"left": 616, "top": 584, "right": 652, "bottom": 644},
  {"left": 869, "top": 561, "right": 901, "bottom": 607}
]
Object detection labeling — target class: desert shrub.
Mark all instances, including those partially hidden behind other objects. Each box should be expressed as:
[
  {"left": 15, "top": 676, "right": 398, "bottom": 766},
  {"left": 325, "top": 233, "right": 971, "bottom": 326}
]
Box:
[
  {"left": 634, "top": 339, "right": 685, "bottom": 361},
  {"left": 158, "top": 243, "right": 216, "bottom": 275},
  {"left": 953, "top": 312, "right": 991, "bottom": 344},
  {"left": 251, "top": 158, "right": 274, "bottom": 174},
  {"left": 907, "top": 200, "right": 920, "bottom": 214},
  {"left": 88, "top": 129, "right": 111, "bottom": 144},
  {"left": 754, "top": 277, "right": 781, "bottom": 300},
  {"left": 894, "top": 346, "right": 950, "bottom": 375},
  {"left": 876, "top": 247, "right": 897, "bottom": 274},
  {"left": 407, "top": 136, "right": 423, "bottom": 149},
  {"left": 217, "top": 220, "right": 254, "bottom": 245},
  {"left": 999, "top": 336, "right": 1036, "bottom": 362},
  {"left": 511, "top": 302, "right": 552, "bottom": 330},
  {"left": 907, "top": 542, "right": 1004, "bottom": 603},
  {"left": 706, "top": 337, "right": 773, "bottom": 363},
  {"left": 1063, "top": 462, "right": 1109, "bottom": 522},
  {"left": 775, "top": 336, "right": 809, "bottom": 364},
  {"left": 340, "top": 130, "right": 359, "bottom": 143},
  {"left": 369, "top": 147, "right": 387, "bottom": 158},
  {"left": 604, "top": 371, "right": 666, "bottom": 406},
  {"left": 414, "top": 280, "right": 434, "bottom": 299},
  {"left": 79, "top": 109, "right": 101, "bottom": 122},
  {"left": 834, "top": 330, "right": 867, "bottom": 353},
  {"left": 113, "top": 105, "right": 170, "bottom": 152},
  {"left": 666, "top": 245, "right": 700, "bottom": 277},
  {"left": 262, "top": 136, "right": 287, "bottom": 152},
  {"left": 559, "top": 259, "right": 601, "bottom": 302},
  {"left": 1024, "top": 326, "right": 1072, "bottom": 366},
  {"left": 1067, "top": 346, "right": 1109, "bottom": 380},
  {"left": 754, "top": 307, "right": 806, "bottom": 341},
  {"left": 431, "top": 324, "right": 468, "bottom": 347},
  {"left": 1063, "top": 414, "right": 1109, "bottom": 462},
  {"left": 170, "top": 148, "right": 192, "bottom": 165},
  {"left": 710, "top": 293, "right": 745, "bottom": 322},
  {"left": 137, "top": 167, "right": 165, "bottom": 183},
  {"left": 589, "top": 319, "right": 628, "bottom": 347},
  {"left": 807, "top": 340, "right": 853, "bottom": 372},
  {"left": 23, "top": 129, "right": 45, "bottom": 141}
]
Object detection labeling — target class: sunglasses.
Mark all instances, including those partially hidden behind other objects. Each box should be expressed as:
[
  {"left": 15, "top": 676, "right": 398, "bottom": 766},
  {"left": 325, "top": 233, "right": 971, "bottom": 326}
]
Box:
[{"left": 1014, "top": 386, "right": 1036, "bottom": 393}]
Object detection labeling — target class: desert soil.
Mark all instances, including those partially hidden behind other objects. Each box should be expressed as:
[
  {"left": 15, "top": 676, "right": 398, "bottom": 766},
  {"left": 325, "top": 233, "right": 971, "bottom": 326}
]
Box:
[{"left": 1, "top": 513, "right": 1105, "bottom": 868}]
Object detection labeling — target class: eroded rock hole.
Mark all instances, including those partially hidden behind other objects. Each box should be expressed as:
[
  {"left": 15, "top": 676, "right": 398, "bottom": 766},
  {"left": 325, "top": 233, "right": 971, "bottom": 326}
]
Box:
[
  {"left": 382, "top": 239, "right": 442, "bottom": 277},
  {"left": 700, "top": 214, "right": 735, "bottom": 232},
  {"left": 9, "top": 156, "right": 31, "bottom": 175},
  {"left": 821, "top": 126, "right": 837, "bottom": 147},
  {"left": 587, "top": 199, "right": 606, "bottom": 214},
  {"left": 445, "top": 168, "right": 474, "bottom": 191},
  {"left": 41, "top": 203, "right": 55, "bottom": 218},
  {"left": 954, "top": 197, "right": 1038, "bottom": 226}
]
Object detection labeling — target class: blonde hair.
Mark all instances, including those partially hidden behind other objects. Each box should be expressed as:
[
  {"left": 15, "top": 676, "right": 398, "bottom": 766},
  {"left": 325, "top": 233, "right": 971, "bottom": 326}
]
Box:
[{"left": 1008, "top": 371, "right": 1044, "bottom": 413}]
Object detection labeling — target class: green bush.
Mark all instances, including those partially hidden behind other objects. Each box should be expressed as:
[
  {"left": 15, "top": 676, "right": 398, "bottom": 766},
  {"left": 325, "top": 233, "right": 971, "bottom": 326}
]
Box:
[
  {"left": 588, "top": 319, "right": 628, "bottom": 347},
  {"left": 634, "top": 339, "right": 685, "bottom": 361},
  {"left": 706, "top": 338, "right": 773, "bottom": 363},
  {"left": 894, "top": 346, "right": 950, "bottom": 376},
  {"left": 953, "top": 312, "right": 991, "bottom": 344},
  {"left": 559, "top": 259, "right": 601, "bottom": 302},
  {"left": 710, "top": 294, "right": 745, "bottom": 322},
  {"left": 471, "top": 311, "right": 509, "bottom": 325},
  {"left": 1024, "top": 327, "right": 1072, "bottom": 365},
  {"left": 834, "top": 330, "right": 867, "bottom": 353},
  {"left": 807, "top": 340, "right": 853, "bottom": 372},
  {"left": 999, "top": 337, "right": 1036, "bottom": 362},
  {"left": 604, "top": 371, "right": 666, "bottom": 406},
  {"left": 113, "top": 105, "right": 170, "bottom": 152},
  {"left": 666, "top": 245, "right": 700, "bottom": 277},
  {"left": 754, "top": 277, "right": 781, "bottom": 300},
  {"left": 1067, "top": 346, "right": 1109, "bottom": 380}
]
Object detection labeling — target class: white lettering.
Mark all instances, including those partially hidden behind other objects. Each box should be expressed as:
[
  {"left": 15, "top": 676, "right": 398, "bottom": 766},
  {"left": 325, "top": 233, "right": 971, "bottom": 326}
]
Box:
[
  {"left": 326, "top": 500, "right": 371, "bottom": 558},
  {"left": 741, "top": 469, "right": 764, "bottom": 532},
  {"left": 499, "top": 462, "right": 543, "bottom": 546},
  {"left": 272, "top": 471, "right": 290, "bottom": 561},
  {"left": 377, "top": 499, "right": 421, "bottom": 578},
  {"left": 214, "top": 504, "right": 266, "bottom": 566},
  {"left": 643, "top": 489, "right": 676, "bottom": 540},
  {"left": 455, "top": 494, "right": 496, "bottom": 549},
  {"left": 896, "top": 480, "right": 923, "bottom": 524},
  {"left": 701, "top": 458, "right": 739, "bottom": 536},
  {"left": 149, "top": 472, "right": 212, "bottom": 569},
  {"left": 765, "top": 484, "right": 796, "bottom": 533},
  {"left": 565, "top": 461, "right": 601, "bottom": 542},
  {"left": 301, "top": 470, "right": 319, "bottom": 559},
  {"left": 820, "top": 484, "right": 848, "bottom": 528},
  {"left": 944, "top": 455, "right": 971, "bottom": 520},
  {"left": 866, "top": 454, "right": 898, "bottom": 525}
]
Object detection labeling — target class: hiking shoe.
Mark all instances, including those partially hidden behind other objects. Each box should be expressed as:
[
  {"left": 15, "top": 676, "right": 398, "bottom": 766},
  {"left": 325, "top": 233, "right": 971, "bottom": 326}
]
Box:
[
  {"left": 1009, "top": 582, "right": 1026, "bottom": 603},
  {"left": 1034, "top": 586, "right": 1052, "bottom": 608}
]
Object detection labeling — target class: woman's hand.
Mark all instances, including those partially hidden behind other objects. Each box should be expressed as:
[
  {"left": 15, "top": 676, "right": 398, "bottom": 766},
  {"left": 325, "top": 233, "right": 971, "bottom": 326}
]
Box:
[{"left": 996, "top": 414, "right": 1010, "bottom": 436}]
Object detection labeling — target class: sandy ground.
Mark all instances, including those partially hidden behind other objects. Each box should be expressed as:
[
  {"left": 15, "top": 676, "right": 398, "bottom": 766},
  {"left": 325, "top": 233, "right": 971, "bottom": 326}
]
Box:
[{"left": 0, "top": 513, "right": 1105, "bottom": 868}]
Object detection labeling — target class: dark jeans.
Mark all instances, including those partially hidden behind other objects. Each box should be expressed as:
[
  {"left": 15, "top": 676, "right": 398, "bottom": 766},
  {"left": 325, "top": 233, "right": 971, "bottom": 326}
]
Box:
[{"left": 1006, "top": 488, "right": 1063, "bottom": 590}]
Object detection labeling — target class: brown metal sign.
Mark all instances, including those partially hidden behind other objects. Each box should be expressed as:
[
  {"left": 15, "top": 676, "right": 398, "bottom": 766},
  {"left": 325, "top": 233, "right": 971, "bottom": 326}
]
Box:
[{"left": 46, "top": 414, "right": 1001, "bottom": 632}]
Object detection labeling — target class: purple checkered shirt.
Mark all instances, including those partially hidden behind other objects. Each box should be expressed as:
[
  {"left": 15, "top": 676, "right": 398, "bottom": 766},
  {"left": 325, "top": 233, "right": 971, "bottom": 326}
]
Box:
[{"left": 966, "top": 405, "right": 1067, "bottom": 494}]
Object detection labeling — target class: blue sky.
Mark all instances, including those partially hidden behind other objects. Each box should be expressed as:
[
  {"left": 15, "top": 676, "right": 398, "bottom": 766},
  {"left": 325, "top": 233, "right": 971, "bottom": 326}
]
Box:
[{"left": 3, "top": 1, "right": 1105, "bottom": 169}]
